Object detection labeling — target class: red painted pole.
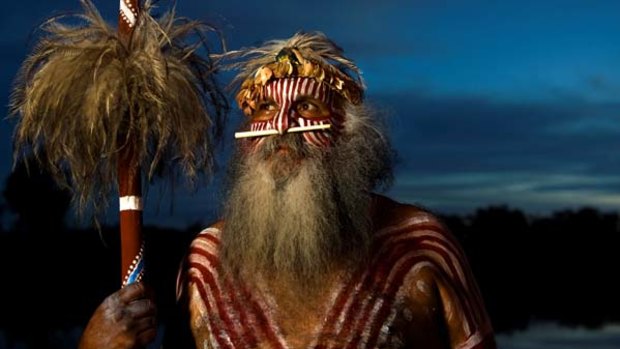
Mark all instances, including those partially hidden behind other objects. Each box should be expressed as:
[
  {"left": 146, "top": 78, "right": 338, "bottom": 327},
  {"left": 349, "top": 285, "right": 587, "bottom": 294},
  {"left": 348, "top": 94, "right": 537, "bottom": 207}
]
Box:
[{"left": 117, "top": 0, "right": 143, "bottom": 287}]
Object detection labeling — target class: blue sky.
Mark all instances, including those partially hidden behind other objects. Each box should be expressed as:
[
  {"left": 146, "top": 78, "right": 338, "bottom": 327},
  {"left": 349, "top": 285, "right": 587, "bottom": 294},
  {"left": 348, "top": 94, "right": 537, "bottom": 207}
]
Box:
[{"left": 1, "top": 0, "right": 620, "bottom": 227}]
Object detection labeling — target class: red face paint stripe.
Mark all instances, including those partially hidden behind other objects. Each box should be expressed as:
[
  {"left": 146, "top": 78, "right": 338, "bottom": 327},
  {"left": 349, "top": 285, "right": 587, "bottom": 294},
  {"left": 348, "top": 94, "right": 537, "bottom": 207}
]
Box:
[
  {"left": 310, "top": 79, "right": 320, "bottom": 99},
  {"left": 307, "top": 120, "right": 331, "bottom": 146},
  {"left": 275, "top": 78, "right": 281, "bottom": 103},
  {"left": 300, "top": 78, "right": 309, "bottom": 95},
  {"left": 272, "top": 79, "right": 283, "bottom": 132},
  {"left": 292, "top": 77, "right": 302, "bottom": 101},
  {"left": 317, "top": 82, "right": 325, "bottom": 101}
]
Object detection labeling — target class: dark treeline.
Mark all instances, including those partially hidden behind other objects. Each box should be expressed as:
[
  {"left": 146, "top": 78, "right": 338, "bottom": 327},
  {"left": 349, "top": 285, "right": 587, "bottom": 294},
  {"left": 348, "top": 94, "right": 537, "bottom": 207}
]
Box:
[
  {"left": 0, "top": 166, "right": 619, "bottom": 348},
  {"left": 439, "top": 206, "right": 620, "bottom": 333}
]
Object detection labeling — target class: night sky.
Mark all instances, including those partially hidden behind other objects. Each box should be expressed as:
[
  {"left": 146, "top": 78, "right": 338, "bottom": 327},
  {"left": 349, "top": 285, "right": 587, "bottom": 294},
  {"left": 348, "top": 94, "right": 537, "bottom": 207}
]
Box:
[{"left": 1, "top": 0, "right": 620, "bottom": 228}]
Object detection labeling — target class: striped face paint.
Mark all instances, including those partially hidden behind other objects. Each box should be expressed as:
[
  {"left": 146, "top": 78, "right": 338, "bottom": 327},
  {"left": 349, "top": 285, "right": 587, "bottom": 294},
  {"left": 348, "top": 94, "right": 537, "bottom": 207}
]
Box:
[{"left": 247, "top": 77, "right": 345, "bottom": 148}]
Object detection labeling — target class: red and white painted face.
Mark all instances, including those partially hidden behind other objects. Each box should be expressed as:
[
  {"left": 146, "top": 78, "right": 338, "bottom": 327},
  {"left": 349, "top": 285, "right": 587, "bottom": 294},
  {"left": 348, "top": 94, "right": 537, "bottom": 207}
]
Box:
[{"left": 246, "top": 77, "right": 345, "bottom": 148}]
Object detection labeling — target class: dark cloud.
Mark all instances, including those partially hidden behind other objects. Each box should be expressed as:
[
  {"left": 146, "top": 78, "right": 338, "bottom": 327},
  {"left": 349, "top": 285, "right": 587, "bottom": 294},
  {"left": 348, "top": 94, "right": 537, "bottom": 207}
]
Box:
[
  {"left": 366, "top": 93, "right": 620, "bottom": 214},
  {"left": 370, "top": 93, "right": 620, "bottom": 174},
  {"left": 585, "top": 75, "right": 618, "bottom": 93}
]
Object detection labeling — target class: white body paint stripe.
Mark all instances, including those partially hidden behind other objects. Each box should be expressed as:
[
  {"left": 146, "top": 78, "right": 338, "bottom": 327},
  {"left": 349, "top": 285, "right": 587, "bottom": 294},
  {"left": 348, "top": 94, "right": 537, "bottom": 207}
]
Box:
[{"left": 456, "top": 331, "right": 483, "bottom": 349}]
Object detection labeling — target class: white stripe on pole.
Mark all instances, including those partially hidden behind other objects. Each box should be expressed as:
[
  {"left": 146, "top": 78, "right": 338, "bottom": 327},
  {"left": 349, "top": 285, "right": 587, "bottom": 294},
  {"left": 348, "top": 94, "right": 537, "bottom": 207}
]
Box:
[{"left": 120, "top": 195, "right": 143, "bottom": 211}]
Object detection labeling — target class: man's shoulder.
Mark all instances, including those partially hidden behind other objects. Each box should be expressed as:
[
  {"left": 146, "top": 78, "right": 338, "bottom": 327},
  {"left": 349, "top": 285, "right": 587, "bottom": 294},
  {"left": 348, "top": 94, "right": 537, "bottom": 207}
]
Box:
[
  {"left": 370, "top": 195, "right": 474, "bottom": 292},
  {"left": 186, "top": 220, "right": 225, "bottom": 259},
  {"left": 372, "top": 194, "right": 447, "bottom": 234},
  {"left": 371, "top": 194, "right": 465, "bottom": 263},
  {"left": 189, "top": 220, "right": 225, "bottom": 243}
]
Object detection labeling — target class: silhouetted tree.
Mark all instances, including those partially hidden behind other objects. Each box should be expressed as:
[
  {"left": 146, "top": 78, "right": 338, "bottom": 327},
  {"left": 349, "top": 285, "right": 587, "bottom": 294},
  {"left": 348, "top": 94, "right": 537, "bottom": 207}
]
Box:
[{"left": 3, "top": 154, "right": 71, "bottom": 234}]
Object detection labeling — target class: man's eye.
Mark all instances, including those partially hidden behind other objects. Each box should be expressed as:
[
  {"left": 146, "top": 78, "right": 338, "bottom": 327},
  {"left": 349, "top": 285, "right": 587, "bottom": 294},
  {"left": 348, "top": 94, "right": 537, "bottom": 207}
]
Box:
[
  {"left": 295, "top": 99, "right": 330, "bottom": 119},
  {"left": 251, "top": 102, "right": 278, "bottom": 121},
  {"left": 299, "top": 102, "right": 316, "bottom": 111},
  {"left": 259, "top": 103, "right": 276, "bottom": 111}
]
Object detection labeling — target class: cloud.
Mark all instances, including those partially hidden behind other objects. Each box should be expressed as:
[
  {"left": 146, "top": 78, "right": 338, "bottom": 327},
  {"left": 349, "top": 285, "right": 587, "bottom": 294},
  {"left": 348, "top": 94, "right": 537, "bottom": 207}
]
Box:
[
  {"left": 371, "top": 93, "right": 620, "bottom": 170},
  {"left": 371, "top": 93, "right": 620, "bottom": 214},
  {"left": 388, "top": 171, "right": 620, "bottom": 215}
]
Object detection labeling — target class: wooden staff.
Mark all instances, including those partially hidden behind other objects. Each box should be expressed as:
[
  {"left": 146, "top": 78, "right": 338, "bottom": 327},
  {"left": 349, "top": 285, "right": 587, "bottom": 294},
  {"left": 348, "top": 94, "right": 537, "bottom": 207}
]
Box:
[
  {"left": 118, "top": 0, "right": 143, "bottom": 287},
  {"left": 10, "top": 0, "right": 225, "bottom": 290}
]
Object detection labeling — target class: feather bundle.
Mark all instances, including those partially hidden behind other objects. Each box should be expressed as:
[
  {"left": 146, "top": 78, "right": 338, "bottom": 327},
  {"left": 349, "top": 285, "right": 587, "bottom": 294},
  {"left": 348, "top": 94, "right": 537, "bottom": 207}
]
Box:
[
  {"left": 215, "top": 32, "right": 365, "bottom": 115},
  {"left": 9, "top": 0, "right": 227, "bottom": 215}
]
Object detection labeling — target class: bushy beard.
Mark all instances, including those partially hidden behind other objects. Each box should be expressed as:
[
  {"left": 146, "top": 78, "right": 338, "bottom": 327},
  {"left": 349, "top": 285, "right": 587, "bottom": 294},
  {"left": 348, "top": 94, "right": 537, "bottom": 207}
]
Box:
[{"left": 220, "top": 105, "right": 394, "bottom": 292}]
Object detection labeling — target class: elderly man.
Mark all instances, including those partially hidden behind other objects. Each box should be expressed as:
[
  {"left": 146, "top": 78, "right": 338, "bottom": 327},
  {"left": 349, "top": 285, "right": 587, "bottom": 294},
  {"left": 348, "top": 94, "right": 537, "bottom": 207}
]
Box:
[{"left": 79, "top": 32, "right": 496, "bottom": 349}]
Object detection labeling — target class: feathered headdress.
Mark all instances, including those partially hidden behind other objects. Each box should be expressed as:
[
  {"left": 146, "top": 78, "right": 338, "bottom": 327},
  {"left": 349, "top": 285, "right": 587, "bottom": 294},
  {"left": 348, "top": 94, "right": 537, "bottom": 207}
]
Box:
[
  {"left": 217, "top": 32, "right": 365, "bottom": 116},
  {"left": 9, "top": 0, "right": 228, "bottom": 216}
]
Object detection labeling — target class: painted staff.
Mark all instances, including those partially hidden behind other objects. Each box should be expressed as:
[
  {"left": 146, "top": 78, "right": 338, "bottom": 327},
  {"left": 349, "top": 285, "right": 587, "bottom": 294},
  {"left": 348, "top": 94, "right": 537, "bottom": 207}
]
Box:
[
  {"left": 10, "top": 0, "right": 226, "bottom": 286},
  {"left": 117, "top": 0, "right": 144, "bottom": 287}
]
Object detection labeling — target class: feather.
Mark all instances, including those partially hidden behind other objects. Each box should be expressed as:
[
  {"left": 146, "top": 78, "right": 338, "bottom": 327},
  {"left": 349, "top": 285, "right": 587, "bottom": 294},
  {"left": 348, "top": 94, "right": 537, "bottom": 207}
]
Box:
[{"left": 9, "top": 0, "right": 228, "bottom": 217}]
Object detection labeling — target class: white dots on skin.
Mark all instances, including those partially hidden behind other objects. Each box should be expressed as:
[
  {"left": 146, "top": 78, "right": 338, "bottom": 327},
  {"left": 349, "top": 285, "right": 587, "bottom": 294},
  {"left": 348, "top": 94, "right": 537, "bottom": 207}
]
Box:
[{"left": 416, "top": 280, "right": 430, "bottom": 295}]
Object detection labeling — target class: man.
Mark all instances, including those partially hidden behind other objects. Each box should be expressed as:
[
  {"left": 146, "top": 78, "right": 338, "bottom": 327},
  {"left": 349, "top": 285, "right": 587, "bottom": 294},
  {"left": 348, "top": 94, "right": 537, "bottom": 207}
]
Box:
[{"left": 79, "top": 32, "right": 496, "bottom": 349}]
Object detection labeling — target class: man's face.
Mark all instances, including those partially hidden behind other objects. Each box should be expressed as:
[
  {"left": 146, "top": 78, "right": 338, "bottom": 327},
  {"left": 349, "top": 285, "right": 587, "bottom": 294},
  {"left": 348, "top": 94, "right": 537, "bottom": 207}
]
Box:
[
  {"left": 243, "top": 77, "right": 345, "bottom": 149},
  {"left": 222, "top": 92, "right": 393, "bottom": 291}
]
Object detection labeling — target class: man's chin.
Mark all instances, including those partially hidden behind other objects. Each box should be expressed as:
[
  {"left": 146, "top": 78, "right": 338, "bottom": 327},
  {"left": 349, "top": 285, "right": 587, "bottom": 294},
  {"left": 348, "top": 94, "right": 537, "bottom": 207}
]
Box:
[{"left": 261, "top": 151, "right": 304, "bottom": 179}]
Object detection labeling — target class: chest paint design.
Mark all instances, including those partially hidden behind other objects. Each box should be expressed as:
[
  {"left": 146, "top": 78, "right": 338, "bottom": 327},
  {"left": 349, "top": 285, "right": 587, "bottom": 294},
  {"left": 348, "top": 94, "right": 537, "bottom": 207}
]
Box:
[
  {"left": 247, "top": 77, "right": 345, "bottom": 148},
  {"left": 187, "top": 212, "right": 488, "bottom": 349}
]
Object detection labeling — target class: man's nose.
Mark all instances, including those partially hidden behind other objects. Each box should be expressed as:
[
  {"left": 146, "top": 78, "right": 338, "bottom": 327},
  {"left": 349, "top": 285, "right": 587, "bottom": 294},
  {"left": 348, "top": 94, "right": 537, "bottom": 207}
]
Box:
[{"left": 273, "top": 107, "right": 295, "bottom": 135}]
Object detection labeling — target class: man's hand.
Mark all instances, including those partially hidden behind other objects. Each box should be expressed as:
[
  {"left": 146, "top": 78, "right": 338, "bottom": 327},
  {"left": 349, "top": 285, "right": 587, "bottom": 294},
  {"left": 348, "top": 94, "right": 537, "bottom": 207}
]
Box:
[{"left": 78, "top": 282, "right": 158, "bottom": 349}]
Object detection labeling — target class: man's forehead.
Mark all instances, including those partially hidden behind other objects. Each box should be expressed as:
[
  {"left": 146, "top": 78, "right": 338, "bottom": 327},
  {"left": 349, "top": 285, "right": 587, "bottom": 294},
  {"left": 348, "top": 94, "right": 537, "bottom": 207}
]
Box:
[{"left": 262, "top": 77, "right": 330, "bottom": 101}]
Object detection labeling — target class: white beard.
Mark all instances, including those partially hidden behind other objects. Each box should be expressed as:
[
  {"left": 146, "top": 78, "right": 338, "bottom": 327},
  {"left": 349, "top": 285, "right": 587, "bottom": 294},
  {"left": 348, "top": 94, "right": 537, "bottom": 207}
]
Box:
[{"left": 220, "top": 104, "right": 394, "bottom": 290}]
